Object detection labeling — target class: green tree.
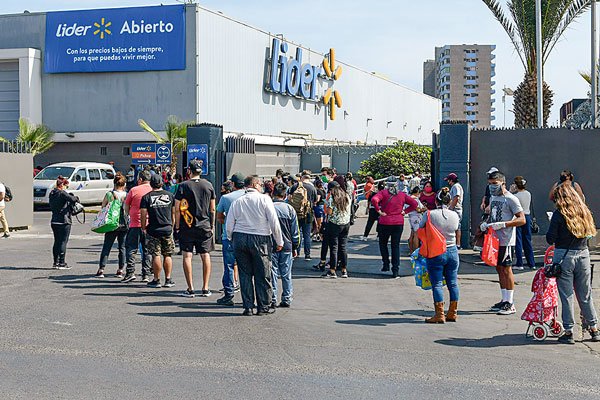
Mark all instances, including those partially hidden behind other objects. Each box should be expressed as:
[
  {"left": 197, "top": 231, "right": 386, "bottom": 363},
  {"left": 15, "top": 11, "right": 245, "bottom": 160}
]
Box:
[
  {"left": 482, "top": 0, "right": 592, "bottom": 128},
  {"left": 138, "top": 115, "right": 192, "bottom": 173},
  {"left": 0, "top": 118, "right": 55, "bottom": 156},
  {"left": 358, "top": 141, "right": 431, "bottom": 180}
]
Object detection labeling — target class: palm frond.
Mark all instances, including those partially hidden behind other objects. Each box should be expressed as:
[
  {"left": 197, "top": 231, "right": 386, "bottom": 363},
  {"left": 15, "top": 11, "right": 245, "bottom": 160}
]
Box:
[
  {"left": 138, "top": 118, "right": 165, "bottom": 144},
  {"left": 580, "top": 70, "right": 592, "bottom": 84},
  {"left": 545, "top": 0, "right": 592, "bottom": 63},
  {"left": 482, "top": 0, "right": 527, "bottom": 69},
  {"left": 15, "top": 118, "right": 55, "bottom": 156}
]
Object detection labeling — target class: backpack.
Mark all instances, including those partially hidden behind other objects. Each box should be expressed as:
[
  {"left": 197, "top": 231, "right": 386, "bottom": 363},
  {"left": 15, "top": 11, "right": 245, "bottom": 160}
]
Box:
[
  {"left": 3, "top": 185, "right": 12, "bottom": 202},
  {"left": 290, "top": 181, "right": 310, "bottom": 220}
]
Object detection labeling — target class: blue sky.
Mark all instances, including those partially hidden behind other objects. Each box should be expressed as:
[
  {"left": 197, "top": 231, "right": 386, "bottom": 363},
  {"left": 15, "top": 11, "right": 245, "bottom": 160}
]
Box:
[{"left": 5, "top": 0, "right": 594, "bottom": 126}]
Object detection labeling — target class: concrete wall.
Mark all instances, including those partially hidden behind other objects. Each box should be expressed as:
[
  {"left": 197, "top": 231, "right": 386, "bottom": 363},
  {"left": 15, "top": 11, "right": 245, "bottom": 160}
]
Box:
[
  {"left": 34, "top": 142, "right": 135, "bottom": 174},
  {"left": 300, "top": 145, "right": 386, "bottom": 175},
  {"left": 470, "top": 128, "right": 600, "bottom": 235},
  {"left": 0, "top": 153, "right": 33, "bottom": 229}
]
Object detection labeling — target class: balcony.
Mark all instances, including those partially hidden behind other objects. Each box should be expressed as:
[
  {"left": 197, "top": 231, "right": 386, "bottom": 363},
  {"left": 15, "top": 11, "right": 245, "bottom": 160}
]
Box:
[
  {"left": 491, "top": 53, "right": 496, "bottom": 60},
  {"left": 491, "top": 80, "right": 496, "bottom": 86},
  {"left": 465, "top": 88, "right": 477, "bottom": 94},
  {"left": 465, "top": 105, "right": 477, "bottom": 112},
  {"left": 465, "top": 69, "right": 477, "bottom": 77},
  {"left": 465, "top": 79, "right": 477, "bottom": 85},
  {"left": 491, "top": 89, "right": 495, "bottom": 95},
  {"left": 465, "top": 61, "right": 477, "bottom": 68}
]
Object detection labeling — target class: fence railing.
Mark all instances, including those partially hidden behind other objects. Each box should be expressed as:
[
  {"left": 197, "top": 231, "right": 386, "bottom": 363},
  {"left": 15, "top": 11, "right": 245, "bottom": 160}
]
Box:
[{"left": 0, "top": 141, "right": 32, "bottom": 154}]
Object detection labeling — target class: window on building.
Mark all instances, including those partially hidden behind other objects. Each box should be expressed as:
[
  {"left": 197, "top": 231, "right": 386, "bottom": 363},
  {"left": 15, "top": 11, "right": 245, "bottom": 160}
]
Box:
[
  {"left": 100, "top": 146, "right": 107, "bottom": 156},
  {"left": 464, "top": 66, "right": 476, "bottom": 71},
  {"left": 123, "top": 146, "right": 130, "bottom": 156}
]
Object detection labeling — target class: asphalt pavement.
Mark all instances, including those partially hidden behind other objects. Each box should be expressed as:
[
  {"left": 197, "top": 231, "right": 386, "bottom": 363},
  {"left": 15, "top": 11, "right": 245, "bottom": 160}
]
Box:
[{"left": 1, "top": 211, "right": 599, "bottom": 399}]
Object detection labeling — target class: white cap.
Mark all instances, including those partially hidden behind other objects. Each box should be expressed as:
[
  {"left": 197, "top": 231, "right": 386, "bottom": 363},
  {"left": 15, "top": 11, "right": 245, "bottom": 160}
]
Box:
[{"left": 487, "top": 167, "right": 499, "bottom": 175}]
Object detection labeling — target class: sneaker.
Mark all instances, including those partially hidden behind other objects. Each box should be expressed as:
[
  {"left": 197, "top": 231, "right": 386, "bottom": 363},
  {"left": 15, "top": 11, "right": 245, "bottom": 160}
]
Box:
[
  {"left": 198, "top": 289, "right": 212, "bottom": 297},
  {"left": 497, "top": 302, "right": 516, "bottom": 315},
  {"left": 558, "top": 331, "right": 575, "bottom": 344},
  {"left": 489, "top": 301, "right": 505, "bottom": 312},
  {"left": 181, "top": 289, "right": 195, "bottom": 298},
  {"left": 392, "top": 272, "right": 400, "bottom": 279},
  {"left": 341, "top": 271, "right": 348, "bottom": 278},
  {"left": 94, "top": 270, "right": 105, "bottom": 278},
  {"left": 473, "top": 245, "right": 482, "bottom": 252},
  {"left": 163, "top": 279, "right": 175, "bottom": 288},
  {"left": 52, "top": 263, "right": 60, "bottom": 270},
  {"left": 216, "top": 296, "right": 234, "bottom": 306},
  {"left": 121, "top": 273, "right": 136, "bottom": 283},
  {"left": 305, "top": 255, "right": 312, "bottom": 261},
  {"left": 321, "top": 271, "right": 337, "bottom": 279},
  {"left": 270, "top": 301, "right": 277, "bottom": 309},
  {"left": 147, "top": 279, "right": 162, "bottom": 288},
  {"left": 361, "top": 236, "right": 368, "bottom": 242},
  {"left": 234, "top": 283, "right": 240, "bottom": 293},
  {"left": 279, "top": 301, "right": 291, "bottom": 308},
  {"left": 2, "top": 232, "right": 10, "bottom": 238},
  {"left": 256, "top": 308, "right": 276, "bottom": 316},
  {"left": 589, "top": 328, "right": 600, "bottom": 342},
  {"left": 141, "top": 275, "right": 150, "bottom": 283},
  {"left": 514, "top": 265, "right": 525, "bottom": 271},
  {"left": 313, "top": 262, "right": 326, "bottom": 272},
  {"left": 381, "top": 265, "right": 390, "bottom": 272},
  {"left": 242, "top": 308, "right": 253, "bottom": 316},
  {"left": 56, "top": 263, "right": 71, "bottom": 270},
  {"left": 115, "top": 269, "right": 124, "bottom": 278}
]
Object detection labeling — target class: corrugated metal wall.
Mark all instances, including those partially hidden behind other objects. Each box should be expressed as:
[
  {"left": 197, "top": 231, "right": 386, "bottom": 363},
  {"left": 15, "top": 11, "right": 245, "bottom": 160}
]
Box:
[{"left": 0, "top": 62, "right": 19, "bottom": 134}]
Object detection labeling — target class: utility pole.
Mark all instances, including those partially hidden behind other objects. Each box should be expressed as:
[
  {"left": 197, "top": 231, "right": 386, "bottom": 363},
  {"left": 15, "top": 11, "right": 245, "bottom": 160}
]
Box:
[
  {"left": 535, "top": 0, "right": 543, "bottom": 128},
  {"left": 592, "top": 0, "right": 598, "bottom": 128}
]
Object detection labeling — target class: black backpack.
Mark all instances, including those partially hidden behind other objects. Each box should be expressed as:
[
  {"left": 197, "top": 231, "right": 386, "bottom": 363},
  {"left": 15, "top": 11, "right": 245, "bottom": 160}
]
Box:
[{"left": 3, "top": 185, "right": 12, "bottom": 202}]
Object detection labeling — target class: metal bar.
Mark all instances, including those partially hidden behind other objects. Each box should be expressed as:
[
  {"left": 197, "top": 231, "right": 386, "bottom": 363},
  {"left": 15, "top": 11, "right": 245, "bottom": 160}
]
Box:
[
  {"left": 536, "top": 0, "right": 544, "bottom": 127},
  {"left": 593, "top": 0, "right": 598, "bottom": 128}
]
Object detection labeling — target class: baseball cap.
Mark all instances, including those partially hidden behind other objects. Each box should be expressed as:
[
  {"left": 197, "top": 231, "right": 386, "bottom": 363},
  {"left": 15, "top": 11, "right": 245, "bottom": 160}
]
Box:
[
  {"left": 189, "top": 159, "right": 203, "bottom": 173},
  {"left": 230, "top": 172, "right": 245, "bottom": 185},
  {"left": 150, "top": 174, "right": 163, "bottom": 189},
  {"left": 486, "top": 167, "right": 499, "bottom": 175},
  {"left": 444, "top": 173, "right": 458, "bottom": 182}
]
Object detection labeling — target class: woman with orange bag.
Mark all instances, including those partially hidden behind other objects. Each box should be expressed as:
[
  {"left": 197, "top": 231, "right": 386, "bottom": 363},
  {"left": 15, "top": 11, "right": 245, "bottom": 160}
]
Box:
[{"left": 419, "top": 187, "right": 461, "bottom": 323}]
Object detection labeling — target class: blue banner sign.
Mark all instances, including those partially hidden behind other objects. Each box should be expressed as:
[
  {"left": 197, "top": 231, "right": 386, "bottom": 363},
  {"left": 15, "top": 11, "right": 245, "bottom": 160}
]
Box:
[
  {"left": 45, "top": 5, "right": 186, "bottom": 73},
  {"left": 187, "top": 144, "right": 208, "bottom": 175},
  {"left": 132, "top": 143, "right": 172, "bottom": 165}
]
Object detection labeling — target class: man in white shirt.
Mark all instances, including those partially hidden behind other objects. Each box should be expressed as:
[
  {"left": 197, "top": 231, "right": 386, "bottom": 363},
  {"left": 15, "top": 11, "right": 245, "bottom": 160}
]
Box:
[
  {"left": 0, "top": 181, "right": 10, "bottom": 238},
  {"left": 409, "top": 171, "right": 422, "bottom": 191},
  {"left": 226, "top": 176, "right": 283, "bottom": 316}
]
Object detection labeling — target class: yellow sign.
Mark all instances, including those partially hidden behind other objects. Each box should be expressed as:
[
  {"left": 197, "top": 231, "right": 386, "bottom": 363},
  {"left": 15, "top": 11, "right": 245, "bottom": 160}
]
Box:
[
  {"left": 322, "top": 48, "right": 342, "bottom": 120},
  {"left": 93, "top": 18, "right": 112, "bottom": 39}
]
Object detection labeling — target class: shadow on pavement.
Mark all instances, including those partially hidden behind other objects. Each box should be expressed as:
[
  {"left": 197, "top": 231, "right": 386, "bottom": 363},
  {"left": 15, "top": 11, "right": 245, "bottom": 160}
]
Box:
[
  {"left": 435, "top": 333, "right": 555, "bottom": 348},
  {"left": 335, "top": 315, "right": 423, "bottom": 326},
  {"left": 0, "top": 266, "right": 56, "bottom": 271},
  {"left": 138, "top": 310, "right": 240, "bottom": 318}
]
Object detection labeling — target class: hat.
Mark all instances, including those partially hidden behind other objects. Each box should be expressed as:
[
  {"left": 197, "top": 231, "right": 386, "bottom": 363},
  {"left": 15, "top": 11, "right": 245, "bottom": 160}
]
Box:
[
  {"left": 486, "top": 167, "right": 499, "bottom": 175},
  {"left": 230, "top": 172, "right": 244, "bottom": 185},
  {"left": 150, "top": 174, "right": 163, "bottom": 189},
  {"left": 444, "top": 173, "right": 458, "bottom": 182},
  {"left": 189, "top": 159, "right": 203, "bottom": 173}
]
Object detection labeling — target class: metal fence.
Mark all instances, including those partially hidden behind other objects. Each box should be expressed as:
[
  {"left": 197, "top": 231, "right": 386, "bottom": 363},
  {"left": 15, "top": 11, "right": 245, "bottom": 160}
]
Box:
[{"left": 0, "top": 141, "right": 32, "bottom": 154}]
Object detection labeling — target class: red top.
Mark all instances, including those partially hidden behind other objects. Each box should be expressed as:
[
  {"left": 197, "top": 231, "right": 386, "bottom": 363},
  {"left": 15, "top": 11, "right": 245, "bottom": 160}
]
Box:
[
  {"left": 125, "top": 182, "right": 152, "bottom": 228},
  {"left": 419, "top": 192, "right": 437, "bottom": 210},
  {"left": 371, "top": 189, "right": 418, "bottom": 225}
]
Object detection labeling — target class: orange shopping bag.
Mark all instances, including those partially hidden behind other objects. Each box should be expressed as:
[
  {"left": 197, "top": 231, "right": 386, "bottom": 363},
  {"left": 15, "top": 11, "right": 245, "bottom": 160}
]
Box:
[
  {"left": 417, "top": 211, "right": 447, "bottom": 258},
  {"left": 481, "top": 228, "right": 499, "bottom": 266}
]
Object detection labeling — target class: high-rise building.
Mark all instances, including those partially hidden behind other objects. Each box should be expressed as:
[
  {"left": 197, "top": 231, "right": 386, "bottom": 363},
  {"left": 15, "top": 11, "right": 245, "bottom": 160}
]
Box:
[{"left": 423, "top": 45, "right": 496, "bottom": 128}]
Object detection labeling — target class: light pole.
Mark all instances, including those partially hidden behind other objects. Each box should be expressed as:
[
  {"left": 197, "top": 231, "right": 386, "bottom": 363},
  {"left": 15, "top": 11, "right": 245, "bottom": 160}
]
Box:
[
  {"left": 502, "top": 86, "right": 514, "bottom": 127},
  {"left": 592, "top": 0, "right": 598, "bottom": 128},
  {"left": 535, "top": 0, "right": 543, "bottom": 128}
]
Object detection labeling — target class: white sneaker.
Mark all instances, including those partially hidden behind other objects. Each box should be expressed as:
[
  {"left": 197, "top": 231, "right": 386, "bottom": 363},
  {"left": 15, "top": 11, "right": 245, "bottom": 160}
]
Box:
[
  {"left": 513, "top": 266, "right": 525, "bottom": 270},
  {"left": 497, "top": 303, "right": 516, "bottom": 315},
  {"left": 361, "top": 236, "right": 368, "bottom": 242}
]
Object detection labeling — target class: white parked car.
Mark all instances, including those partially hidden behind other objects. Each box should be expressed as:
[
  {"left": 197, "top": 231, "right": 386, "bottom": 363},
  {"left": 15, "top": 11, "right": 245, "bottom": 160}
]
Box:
[{"left": 34, "top": 162, "right": 116, "bottom": 205}]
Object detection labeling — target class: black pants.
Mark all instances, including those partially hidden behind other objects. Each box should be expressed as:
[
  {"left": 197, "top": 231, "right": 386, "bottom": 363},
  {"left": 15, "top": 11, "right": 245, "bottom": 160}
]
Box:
[
  {"left": 378, "top": 224, "right": 403, "bottom": 273},
  {"left": 326, "top": 222, "right": 350, "bottom": 270},
  {"left": 232, "top": 232, "right": 273, "bottom": 312},
  {"left": 363, "top": 208, "right": 379, "bottom": 237},
  {"left": 51, "top": 223, "right": 72, "bottom": 264},
  {"left": 99, "top": 229, "right": 127, "bottom": 269}
]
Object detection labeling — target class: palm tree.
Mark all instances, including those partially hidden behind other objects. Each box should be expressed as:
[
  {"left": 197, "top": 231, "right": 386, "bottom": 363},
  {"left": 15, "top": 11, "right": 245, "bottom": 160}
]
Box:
[
  {"left": 0, "top": 118, "right": 55, "bottom": 156},
  {"left": 138, "top": 115, "right": 191, "bottom": 173},
  {"left": 482, "top": 0, "right": 593, "bottom": 128}
]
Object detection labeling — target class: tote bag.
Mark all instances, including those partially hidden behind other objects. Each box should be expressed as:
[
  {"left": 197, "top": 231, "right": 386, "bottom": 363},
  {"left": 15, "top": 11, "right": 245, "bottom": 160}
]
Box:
[
  {"left": 91, "top": 192, "right": 123, "bottom": 234},
  {"left": 417, "top": 211, "right": 447, "bottom": 259},
  {"left": 481, "top": 228, "right": 500, "bottom": 266}
]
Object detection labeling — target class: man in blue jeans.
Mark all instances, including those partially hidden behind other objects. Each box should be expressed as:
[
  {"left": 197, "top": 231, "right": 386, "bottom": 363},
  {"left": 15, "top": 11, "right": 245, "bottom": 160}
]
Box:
[
  {"left": 216, "top": 172, "right": 246, "bottom": 306},
  {"left": 271, "top": 183, "right": 300, "bottom": 307}
]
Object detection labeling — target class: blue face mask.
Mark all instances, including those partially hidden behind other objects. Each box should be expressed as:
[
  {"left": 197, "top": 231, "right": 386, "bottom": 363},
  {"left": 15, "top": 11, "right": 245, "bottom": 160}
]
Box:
[{"left": 489, "top": 184, "right": 503, "bottom": 196}]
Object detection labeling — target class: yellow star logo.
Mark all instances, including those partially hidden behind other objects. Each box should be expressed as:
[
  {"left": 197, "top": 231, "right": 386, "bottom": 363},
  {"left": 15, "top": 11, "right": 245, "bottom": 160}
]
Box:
[
  {"left": 322, "top": 48, "right": 342, "bottom": 120},
  {"left": 93, "top": 18, "right": 112, "bottom": 39}
]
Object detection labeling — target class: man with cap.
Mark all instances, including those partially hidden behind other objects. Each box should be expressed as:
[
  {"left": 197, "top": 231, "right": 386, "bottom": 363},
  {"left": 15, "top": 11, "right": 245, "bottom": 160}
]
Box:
[
  {"left": 215, "top": 172, "right": 246, "bottom": 306},
  {"left": 174, "top": 160, "right": 216, "bottom": 298},
  {"left": 480, "top": 167, "right": 499, "bottom": 213},
  {"left": 122, "top": 170, "right": 153, "bottom": 282},
  {"left": 444, "top": 173, "right": 464, "bottom": 248}
]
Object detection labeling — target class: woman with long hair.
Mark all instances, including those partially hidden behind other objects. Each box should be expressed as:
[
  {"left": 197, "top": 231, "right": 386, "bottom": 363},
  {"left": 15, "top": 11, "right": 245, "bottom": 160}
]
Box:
[
  {"left": 49, "top": 176, "right": 79, "bottom": 270},
  {"left": 96, "top": 173, "right": 128, "bottom": 278},
  {"left": 420, "top": 187, "right": 461, "bottom": 323},
  {"left": 547, "top": 184, "right": 599, "bottom": 344},
  {"left": 321, "top": 182, "right": 352, "bottom": 278},
  {"left": 512, "top": 176, "right": 535, "bottom": 270},
  {"left": 407, "top": 186, "right": 426, "bottom": 253},
  {"left": 313, "top": 179, "right": 326, "bottom": 241}
]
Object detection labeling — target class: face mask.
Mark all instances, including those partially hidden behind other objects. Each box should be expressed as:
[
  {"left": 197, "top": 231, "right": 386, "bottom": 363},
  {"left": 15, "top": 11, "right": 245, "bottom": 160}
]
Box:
[
  {"left": 559, "top": 175, "right": 567, "bottom": 183},
  {"left": 387, "top": 185, "right": 398, "bottom": 195},
  {"left": 489, "top": 184, "right": 503, "bottom": 196},
  {"left": 424, "top": 187, "right": 433, "bottom": 193}
]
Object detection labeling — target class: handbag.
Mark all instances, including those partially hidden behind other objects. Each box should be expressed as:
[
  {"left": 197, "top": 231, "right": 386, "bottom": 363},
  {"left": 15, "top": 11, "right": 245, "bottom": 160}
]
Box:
[
  {"left": 481, "top": 228, "right": 500, "bottom": 266},
  {"left": 530, "top": 196, "right": 540, "bottom": 234},
  {"left": 417, "top": 211, "right": 447, "bottom": 258},
  {"left": 544, "top": 240, "right": 573, "bottom": 278},
  {"left": 91, "top": 191, "right": 124, "bottom": 233},
  {"left": 411, "top": 248, "right": 446, "bottom": 290}
]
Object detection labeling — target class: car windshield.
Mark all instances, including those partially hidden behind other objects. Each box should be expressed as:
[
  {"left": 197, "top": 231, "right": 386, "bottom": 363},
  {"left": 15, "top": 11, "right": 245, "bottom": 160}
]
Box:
[{"left": 34, "top": 166, "right": 75, "bottom": 180}]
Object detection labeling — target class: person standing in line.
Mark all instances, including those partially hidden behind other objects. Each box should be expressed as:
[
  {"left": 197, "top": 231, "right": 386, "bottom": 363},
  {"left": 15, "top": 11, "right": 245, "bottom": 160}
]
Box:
[
  {"left": 48, "top": 176, "right": 79, "bottom": 269},
  {"left": 445, "top": 173, "right": 464, "bottom": 249},
  {"left": 140, "top": 175, "right": 176, "bottom": 288},
  {"left": 96, "top": 173, "right": 128, "bottom": 278},
  {"left": 226, "top": 176, "right": 283, "bottom": 316},
  {"left": 122, "top": 170, "right": 153, "bottom": 283},
  {"left": 371, "top": 177, "right": 418, "bottom": 278},
  {"left": 288, "top": 173, "right": 317, "bottom": 260},
  {"left": 396, "top": 174, "right": 409, "bottom": 194},
  {"left": 175, "top": 160, "right": 216, "bottom": 298},
  {"left": 362, "top": 176, "right": 375, "bottom": 202},
  {"left": 313, "top": 179, "right": 326, "bottom": 242},
  {"left": 419, "top": 181, "right": 437, "bottom": 211},
  {"left": 345, "top": 172, "right": 358, "bottom": 225},
  {"left": 362, "top": 181, "right": 385, "bottom": 241},
  {"left": 420, "top": 187, "right": 461, "bottom": 324},
  {"left": 215, "top": 173, "right": 246, "bottom": 306},
  {"left": 548, "top": 170, "right": 585, "bottom": 203},
  {"left": 512, "top": 176, "right": 536, "bottom": 270},
  {"left": 126, "top": 165, "right": 136, "bottom": 192},
  {"left": 0, "top": 179, "right": 10, "bottom": 238},
  {"left": 321, "top": 181, "right": 352, "bottom": 279},
  {"left": 480, "top": 170, "right": 525, "bottom": 316},
  {"left": 547, "top": 184, "right": 599, "bottom": 344},
  {"left": 407, "top": 186, "right": 426, "bottom": 253},
  {"left": 271, "top": 183, "right": 300, "bottom": 307},
  {"left": 409, "top": 171, "right": 422, "bottom": 192}
]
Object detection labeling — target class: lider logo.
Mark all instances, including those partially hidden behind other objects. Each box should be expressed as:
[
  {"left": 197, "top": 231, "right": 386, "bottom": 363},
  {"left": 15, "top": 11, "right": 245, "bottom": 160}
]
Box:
[
  {"left": 93, "top": 18, "right": 112, "bottom": 39},
  {"left": 322, "top": 49, "right": 342, "bottom": 121}
]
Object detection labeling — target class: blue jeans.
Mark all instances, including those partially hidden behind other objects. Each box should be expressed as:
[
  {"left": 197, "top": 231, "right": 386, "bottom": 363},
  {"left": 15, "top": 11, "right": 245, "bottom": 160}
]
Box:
[
  {"left": 425, "top": 245, "right": 460, "bottom": 303},
  {"left": 221, "top": 238, "right": 236, "bottom": 297},
  {"left": 515, "top": 214, "right": 535, "bottom": 267},
  {"left": 300, "top": 221, "right": 312, "bottom": 257},
  {"left": 271, "top": 251, "right": 294, "bottom": 304}
]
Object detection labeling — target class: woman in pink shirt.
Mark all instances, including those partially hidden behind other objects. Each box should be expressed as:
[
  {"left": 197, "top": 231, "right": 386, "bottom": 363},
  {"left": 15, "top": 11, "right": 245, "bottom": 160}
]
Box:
[{"left": 371, "top": 176, "right": 418, "bottom": 278}]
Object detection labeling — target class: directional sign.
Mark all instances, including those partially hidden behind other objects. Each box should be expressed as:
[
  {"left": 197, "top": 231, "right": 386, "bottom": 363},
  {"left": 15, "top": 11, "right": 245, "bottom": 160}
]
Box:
[
  {"left": 131, "top": 143, "right": 172, "bottom": 165},
  {"left": 187, "top": 144, "right": 208, "bottom": 175}
]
